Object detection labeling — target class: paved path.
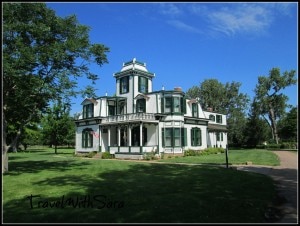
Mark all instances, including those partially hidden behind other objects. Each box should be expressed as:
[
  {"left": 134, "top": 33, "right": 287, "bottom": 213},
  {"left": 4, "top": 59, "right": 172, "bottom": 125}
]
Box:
[{"left": 235, "top": 151, "right": 298, "bottom": 223}]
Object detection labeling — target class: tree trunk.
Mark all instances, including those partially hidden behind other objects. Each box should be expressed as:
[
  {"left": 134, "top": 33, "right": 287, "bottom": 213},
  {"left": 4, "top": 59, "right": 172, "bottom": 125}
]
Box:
[
  {"left": 269, "top": 106, "right": 279, "bottom": 144},
  {"left": 2, "top": 111, "right": 9, "bottom": 173}
]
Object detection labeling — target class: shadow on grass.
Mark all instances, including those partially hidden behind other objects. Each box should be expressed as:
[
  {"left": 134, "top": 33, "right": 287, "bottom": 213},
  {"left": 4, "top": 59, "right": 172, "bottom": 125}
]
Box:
[
  {"left": 5, "top": 159, "right": 91, "bottom": 175},
  {"left": 3, "top": 162, "right": 278, "bottom": 223}
]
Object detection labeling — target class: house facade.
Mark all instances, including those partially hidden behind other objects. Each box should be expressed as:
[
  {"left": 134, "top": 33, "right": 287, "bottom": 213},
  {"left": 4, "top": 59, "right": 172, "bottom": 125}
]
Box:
[{"left": 75, "top": 58, "right": 227, "bottom": 159}]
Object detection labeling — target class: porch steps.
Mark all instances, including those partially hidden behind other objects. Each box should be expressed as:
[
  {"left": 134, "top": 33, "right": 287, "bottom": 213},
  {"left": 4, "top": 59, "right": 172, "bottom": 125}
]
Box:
[{"left": 115, "top": 153, "right": 144, "bottom": 160}]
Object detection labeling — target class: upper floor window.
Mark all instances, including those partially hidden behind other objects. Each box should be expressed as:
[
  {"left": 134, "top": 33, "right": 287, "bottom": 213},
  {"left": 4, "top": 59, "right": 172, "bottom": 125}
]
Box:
[
  {"left": 108, "top": 100, "right": 115, "bottom": 116},
  {"left": 162, "top": 96, "right": 186, "bottom": 114},
  {"left": 120, "top": 77, "right": 129, "bottom": 94},
  {"left": 216, "top": 115, "right": 223, "bottom": 124},
  {"left": 83, "top": 104, "right": 94, "bottom": 119},
  {"left": 165, "top": 97, "right": 172, "bottom": 113},
  {"left": 173, "top": 97, "right": 181, "bottom": 113},
  {"left": 138, "top": 77, "right": 148, "bottom": 93},
  {"left": 136, "top": 98, "right": 146, "bottom": 113},
  {"left": 209, "top": 114, "right": 215, "bottom": 121},
  {"left": 118, "top": 100, "right": 126, "bottom": 115},
  {"left": 192, "top": 103, "right": 198, "bottom": 118}
]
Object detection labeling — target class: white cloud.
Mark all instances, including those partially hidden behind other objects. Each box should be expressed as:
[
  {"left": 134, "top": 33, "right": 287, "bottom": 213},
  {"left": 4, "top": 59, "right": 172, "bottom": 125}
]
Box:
[
  {"left": 167, "top": 20, "right": 203, "bottom": 34},
  {"left": 158, "top": 3, "right": 182, "bottom": 16},
  {"left": 207, "top": 4, "right": 273, "bottom": 36}
]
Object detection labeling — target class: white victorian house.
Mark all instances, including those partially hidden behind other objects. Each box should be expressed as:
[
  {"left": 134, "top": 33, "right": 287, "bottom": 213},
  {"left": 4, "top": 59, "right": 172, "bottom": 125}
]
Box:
[{"left": 75, "top": 58, "right": 228, "bottom": 159}]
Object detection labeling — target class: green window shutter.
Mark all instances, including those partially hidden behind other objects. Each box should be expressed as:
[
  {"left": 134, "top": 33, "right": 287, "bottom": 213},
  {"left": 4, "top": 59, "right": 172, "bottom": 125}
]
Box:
[
  {"left": 138, "top": 76, "right": 141, "bottom": 92},
  {"left": 82, "top": 131, "right": 85, "bottom": 148},
  {"left": 191, "top": 128, "right": 194, "bottom": 146},
  {"left": 161, "top": 97, "right": 164, "bottom": 113},
  {"left": 183, "top": 97, "right": 187, "bottom": 114},
  {"left": 162, "top": 128, "right": 165, "bottom": 147},
  {"left": 199, "top": 128, "right": 202, "bottom": 146},
  {"left": 126, "top": 77, "right": 129, "bottom": 92},
  {"left": 181, "top": 128, "right": 187, "bottom": 147},
  {"left": 146, "top": 78, "right": 148, "bottom": 93},
  {"left": 196, "top": 104, "right": 199, "bottom": 118}
]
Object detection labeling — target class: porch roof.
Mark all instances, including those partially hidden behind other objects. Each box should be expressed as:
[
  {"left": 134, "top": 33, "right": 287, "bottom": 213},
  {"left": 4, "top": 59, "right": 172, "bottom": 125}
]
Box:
[{"left": 207, "top": 124, "right": 228, "bottom": 132}]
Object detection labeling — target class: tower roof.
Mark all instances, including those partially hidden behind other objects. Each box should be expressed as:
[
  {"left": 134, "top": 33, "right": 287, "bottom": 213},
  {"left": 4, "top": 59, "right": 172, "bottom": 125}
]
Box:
[
  {"left": 121, "top": 58, "right": 148, "bottom": 72},
  {"left": 114, "top": 58, "right": 155, "bottom": 78}
]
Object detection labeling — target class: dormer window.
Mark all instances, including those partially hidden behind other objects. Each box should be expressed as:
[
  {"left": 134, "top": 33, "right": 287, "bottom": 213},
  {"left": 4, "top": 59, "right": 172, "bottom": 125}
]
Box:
[
  {"left": 192, "top": 103, "right": 198, "bottom": 117},
  {"left": 138, "top": 76, "right": 148, "bottom": 93},
  {"left": 83, "top": 104, "right": 94, "bottom": 119},
  {"left": 136, "top": 98, "right": 146, "bottom": 113},
  {"left": 209, "top": 114, "right": 215, "bottom": 122},
  {"left": 120, "top": 76, "right": 129, "bottom": 94}
]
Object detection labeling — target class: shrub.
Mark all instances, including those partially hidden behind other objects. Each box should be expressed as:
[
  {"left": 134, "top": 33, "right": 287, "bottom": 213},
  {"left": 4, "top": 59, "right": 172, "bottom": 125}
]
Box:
[
  {"left": 102, "top": 152, "right": 114, "bottom": 159},
  {"left": 87, "top": 151, "right": 97, "bottom": 158},
  {"left": 143, "top": 151, "right": 158, "bottom": 160}
]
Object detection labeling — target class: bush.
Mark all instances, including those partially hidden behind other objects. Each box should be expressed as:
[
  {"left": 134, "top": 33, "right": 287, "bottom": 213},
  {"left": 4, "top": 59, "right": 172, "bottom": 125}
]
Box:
[
  {"left": 102, "top": 152, "right": 114, "bottom": 159},
  {"left": 143, "top": 151, "right": 158, "bottom": 160},
  {"left": 87, "top": 151, "right": 97, "bottom": 158}
]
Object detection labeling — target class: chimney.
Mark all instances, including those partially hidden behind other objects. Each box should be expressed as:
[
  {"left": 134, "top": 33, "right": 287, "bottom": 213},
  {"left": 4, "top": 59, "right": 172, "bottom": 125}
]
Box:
[
  {"left": 174, "top": 87, "right": 182, "bottom": 91},
  {"left": 207, "top": 107, "right": 213, "bottom": 112}
]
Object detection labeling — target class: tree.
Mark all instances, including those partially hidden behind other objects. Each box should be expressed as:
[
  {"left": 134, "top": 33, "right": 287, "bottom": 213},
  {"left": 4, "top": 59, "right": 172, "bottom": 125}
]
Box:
[
  {"left": 253, "top": 68, "right": 297, "bottom": 144},
  {"left": 244, "top": 101, "right": 271, "bottom": 147},
  {"left": 277, "top": 106, "right": 298, "bottom": 142},
  {"left": 41, "top": 100, "right": 75, "bottom": 154},
  {"left": 3, "top": 3, "right": 109, "bottom": 172},
  {"left": 186, "top": 79, "right": 250, "bottom": 147}
]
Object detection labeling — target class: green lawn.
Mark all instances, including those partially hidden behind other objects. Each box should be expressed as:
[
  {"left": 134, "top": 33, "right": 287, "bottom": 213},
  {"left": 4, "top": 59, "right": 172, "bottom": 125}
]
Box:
[
  {"left": 159, "top": 149, "right": 280, "bottom": 166},
  {"left": 3, "top": 147, "right": 277, "bottom": 223}
]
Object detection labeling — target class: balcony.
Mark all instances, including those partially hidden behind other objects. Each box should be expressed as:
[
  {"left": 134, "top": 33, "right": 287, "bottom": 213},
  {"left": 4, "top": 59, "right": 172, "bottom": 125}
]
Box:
[{"left": 102, "top": 113, "right": 157, "bottom": 124}]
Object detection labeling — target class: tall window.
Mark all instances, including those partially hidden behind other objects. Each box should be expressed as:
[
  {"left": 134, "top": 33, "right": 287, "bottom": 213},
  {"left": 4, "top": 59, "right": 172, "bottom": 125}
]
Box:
[
  {"left": 217, "top": 132, "right": 223, "bottom": 141},
  {"left": 216, "top": 115, "right": 222, "bottom": 123},
  {"left": 192, "top": 103, "right": 198, "bottom": 117},
  {"left": 118, "top": 100, "right": 126, "bottom": 115},
  {"left": 174, "top": 128, "right": 181, "bottom": 147},
  {"left": 191, "top": 128, "right": 202, "bottom": 146},
  {"left": 173, "top": 97, "right": 181, "bottom": 113},
  {"left": 120, "top": 77, "right": 129, "bottom": 94},
  {"left": 138, "top": 77, "right": 148, "bottom": 93},
  {"left": 164, "top": 128, "right": 172, "bottom": 147},
  {"left": 82, "top": 129, "right": 93, "bottom": 148},
  {"left": 136, "top": 98, "right": 146, "bottom": 113},
  {"left": 108, "top": 100, "right": 115, "bottom": 116},
  {"left": 165, "top": 97, "right": 172, "bottom": 113},
  {"left": 83, "top": 104, "right": 94, "bottom": 119},
  {"left": 162, "top": 128, "right": 184, "bottom": 147}
]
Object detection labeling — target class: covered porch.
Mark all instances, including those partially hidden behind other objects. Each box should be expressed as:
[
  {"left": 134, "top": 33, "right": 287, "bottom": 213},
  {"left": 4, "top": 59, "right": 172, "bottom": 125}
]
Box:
[{"left": 100, "top": 119, "right": 159, "bottom": 158}]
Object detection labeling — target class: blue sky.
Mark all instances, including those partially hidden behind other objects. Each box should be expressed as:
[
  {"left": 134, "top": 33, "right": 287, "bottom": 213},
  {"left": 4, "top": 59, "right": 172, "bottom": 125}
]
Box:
[{"left": 46, "top": 2, "right": 298, "bottom": 115}]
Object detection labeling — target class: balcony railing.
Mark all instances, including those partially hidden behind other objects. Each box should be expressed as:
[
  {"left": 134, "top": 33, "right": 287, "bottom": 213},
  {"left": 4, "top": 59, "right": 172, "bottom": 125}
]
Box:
[{"left": 102, "top": 113, "right": 156, "bottom": 123}]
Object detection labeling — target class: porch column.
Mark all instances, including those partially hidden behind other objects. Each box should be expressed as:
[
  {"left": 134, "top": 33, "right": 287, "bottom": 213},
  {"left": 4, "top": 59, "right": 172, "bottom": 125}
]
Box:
[
  {"left": 140, "top": 122, "right": 143, "bottom": 153},
  {"left": 108, "top": 127, "right": 111, "bottom": 147},
  {"left": 99, "top": 126, "right": 102, "bottom": 152},
  {"left": 128, "top": 125, "right": 132, "bottom": 146},
  {"left": 118, "top": 126, "right": 121, "bottom": 146}
]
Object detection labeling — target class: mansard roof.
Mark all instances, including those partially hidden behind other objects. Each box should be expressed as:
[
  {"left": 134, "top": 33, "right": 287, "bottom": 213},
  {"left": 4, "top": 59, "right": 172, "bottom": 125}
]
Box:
[{"left": 81, "top": 98, "right": 98, "bottom": 105}]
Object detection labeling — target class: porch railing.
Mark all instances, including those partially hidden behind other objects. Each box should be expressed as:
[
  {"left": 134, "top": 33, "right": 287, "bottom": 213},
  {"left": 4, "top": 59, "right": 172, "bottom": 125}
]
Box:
[
  {"left": 109, "top": 145, "right": 157, "bottom": 154},
  {"left": 103, "top": 113, "right": 156, "bottom": 123}
]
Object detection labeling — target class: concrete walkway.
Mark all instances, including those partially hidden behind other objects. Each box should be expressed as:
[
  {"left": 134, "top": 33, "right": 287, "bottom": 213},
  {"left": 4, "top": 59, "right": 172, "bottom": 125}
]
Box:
[{"left": 235, "top": 151, "right": 298, "bottom": 223}]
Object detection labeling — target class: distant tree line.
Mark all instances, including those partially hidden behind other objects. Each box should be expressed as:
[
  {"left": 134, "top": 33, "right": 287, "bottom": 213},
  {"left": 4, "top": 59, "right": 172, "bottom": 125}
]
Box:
[{"left": 186, "top": 68, "right": 297, "bottom": 149}]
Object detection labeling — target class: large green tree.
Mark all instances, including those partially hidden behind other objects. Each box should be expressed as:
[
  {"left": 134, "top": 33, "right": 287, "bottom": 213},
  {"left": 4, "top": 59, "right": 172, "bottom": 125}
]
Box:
[
  {"left": 3, "top": 3, "right": 109, "bottom": 172},
  {"left": 244, "top": 101, "right": 271, "bottom": 147},
  {"left": 41, "top": 100, "right": 75, "bottom": 154},
  {"left": 186, "top": 79, "right": 250, "bottom": 147},
  {"left": 277, "top": 106, "right": 298, "bottom": 142},
  {"left": 253, "top": 68, "right": 297, "bottom": 144}
]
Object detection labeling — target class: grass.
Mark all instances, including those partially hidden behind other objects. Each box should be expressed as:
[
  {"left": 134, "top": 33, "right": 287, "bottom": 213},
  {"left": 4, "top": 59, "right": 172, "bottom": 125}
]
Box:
[
  {"left": 3, "top": 147, "right": 277, "bottom": 223},
  {"left": 159, "top": 149, "right": 280, "bottom": 166}
]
